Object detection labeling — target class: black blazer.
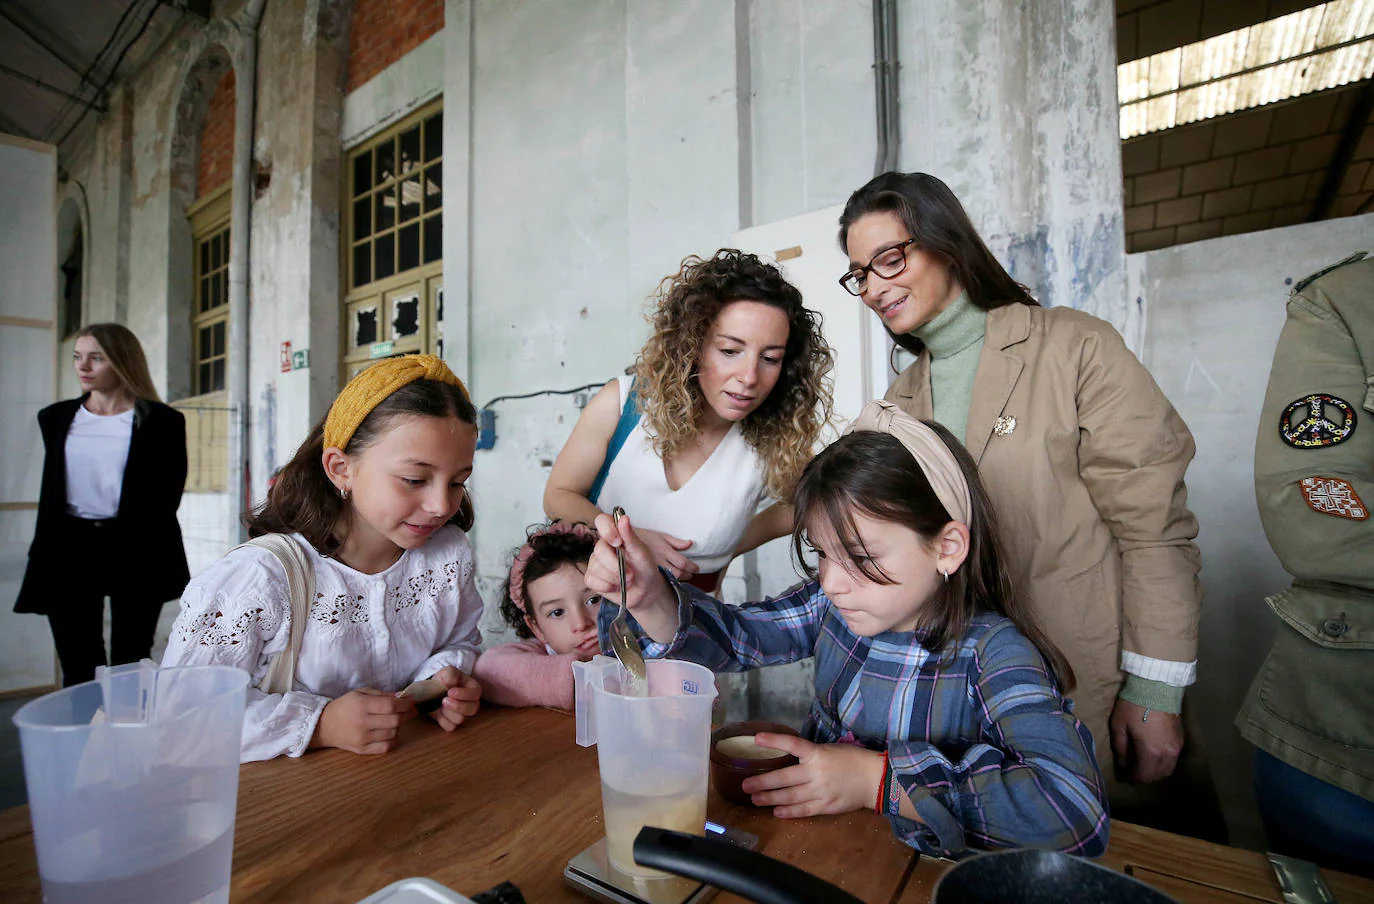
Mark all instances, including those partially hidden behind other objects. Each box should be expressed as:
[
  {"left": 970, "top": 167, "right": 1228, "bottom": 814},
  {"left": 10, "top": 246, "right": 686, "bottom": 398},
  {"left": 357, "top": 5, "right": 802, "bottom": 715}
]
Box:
[{"left": 14, "top": 397, "right": 191, "bottom": 614}]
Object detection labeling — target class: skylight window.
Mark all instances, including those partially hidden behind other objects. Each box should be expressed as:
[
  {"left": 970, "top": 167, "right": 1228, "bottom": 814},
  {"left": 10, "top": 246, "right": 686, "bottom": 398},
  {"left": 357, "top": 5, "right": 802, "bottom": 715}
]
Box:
[{"left": 1118, "top": 0, "right": 1374, "bottom": 139}]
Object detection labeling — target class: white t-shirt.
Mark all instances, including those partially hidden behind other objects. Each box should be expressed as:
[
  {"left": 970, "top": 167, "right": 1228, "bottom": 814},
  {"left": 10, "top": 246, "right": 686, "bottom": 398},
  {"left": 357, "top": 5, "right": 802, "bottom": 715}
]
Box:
[
  {"left": 64, "top": 404, "right": 134, "bottom": 519},
  {"left": 162, "top": 525, "right": 484, "bottom": 762},
  {"left": 596, "top": 375, "right": 767, "bottom": 573}
]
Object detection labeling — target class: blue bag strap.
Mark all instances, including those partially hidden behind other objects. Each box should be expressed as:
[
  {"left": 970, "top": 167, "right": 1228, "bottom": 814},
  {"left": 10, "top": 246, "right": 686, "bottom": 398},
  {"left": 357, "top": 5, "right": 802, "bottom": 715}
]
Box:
[{"left": 588, "top": 378, "right": 640, "bottom": 505}]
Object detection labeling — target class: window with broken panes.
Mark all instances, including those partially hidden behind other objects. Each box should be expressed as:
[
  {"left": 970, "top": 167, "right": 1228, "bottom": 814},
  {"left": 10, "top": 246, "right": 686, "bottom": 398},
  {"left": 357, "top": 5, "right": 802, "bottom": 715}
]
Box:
[
  {"left": 343, "top": 103, "right": 444, "bottom": 376},
  {"left": 193, "top": 222, "right": 230, "bottom": 394},
  {"left": 348, "top": 109, "right": 442, "bottom": 289}
]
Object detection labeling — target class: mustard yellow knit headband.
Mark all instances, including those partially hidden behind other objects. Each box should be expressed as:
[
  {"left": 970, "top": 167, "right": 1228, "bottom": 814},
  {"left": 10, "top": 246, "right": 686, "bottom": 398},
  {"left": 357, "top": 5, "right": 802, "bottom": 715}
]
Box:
[{"left": 323, "top": 354, "right": 470, "bottom": 450}]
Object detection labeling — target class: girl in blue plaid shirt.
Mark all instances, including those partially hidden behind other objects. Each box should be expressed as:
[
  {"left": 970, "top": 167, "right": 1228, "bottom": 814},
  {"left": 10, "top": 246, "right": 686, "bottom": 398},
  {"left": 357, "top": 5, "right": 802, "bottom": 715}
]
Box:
[{"left": 587, "top": 399, "right": 1108, "bottom": 857}]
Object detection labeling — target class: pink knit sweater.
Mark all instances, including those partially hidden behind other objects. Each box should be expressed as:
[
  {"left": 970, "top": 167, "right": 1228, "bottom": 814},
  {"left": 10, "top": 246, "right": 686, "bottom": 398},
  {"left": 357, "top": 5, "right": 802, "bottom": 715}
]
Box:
[{"left": 472, "top": 638, "right": 579, "bottom": 710}]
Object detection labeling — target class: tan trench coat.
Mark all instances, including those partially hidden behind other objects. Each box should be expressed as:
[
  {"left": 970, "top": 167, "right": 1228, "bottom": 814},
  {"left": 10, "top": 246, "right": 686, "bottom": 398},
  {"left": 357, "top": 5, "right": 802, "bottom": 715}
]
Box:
[{"left": 885, "top": 302, "right": 1203, "bottom": 763}]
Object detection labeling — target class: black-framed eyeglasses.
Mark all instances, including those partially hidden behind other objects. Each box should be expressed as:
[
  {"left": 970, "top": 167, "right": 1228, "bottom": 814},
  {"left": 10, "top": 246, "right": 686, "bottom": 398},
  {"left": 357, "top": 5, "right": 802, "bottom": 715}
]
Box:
[{"left": 838, "top": 238, "right": 917, "bottom": 296}]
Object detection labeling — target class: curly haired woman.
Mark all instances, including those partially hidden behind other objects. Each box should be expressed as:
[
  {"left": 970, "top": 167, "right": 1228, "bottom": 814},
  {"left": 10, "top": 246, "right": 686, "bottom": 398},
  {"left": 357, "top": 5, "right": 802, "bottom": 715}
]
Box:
[{"left": 544, "top": 249, "right": 833, "bottom": 592}]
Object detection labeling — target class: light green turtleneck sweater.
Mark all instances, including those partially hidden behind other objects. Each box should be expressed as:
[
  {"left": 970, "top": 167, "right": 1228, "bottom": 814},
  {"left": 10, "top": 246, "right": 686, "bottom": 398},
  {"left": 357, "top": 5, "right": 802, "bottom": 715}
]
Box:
[
  {"left": 913, "top": 290, "right": 985, "bottom": 445},
  {"left": 908, "top": 291, "right": 1183, "bottom": 713}
]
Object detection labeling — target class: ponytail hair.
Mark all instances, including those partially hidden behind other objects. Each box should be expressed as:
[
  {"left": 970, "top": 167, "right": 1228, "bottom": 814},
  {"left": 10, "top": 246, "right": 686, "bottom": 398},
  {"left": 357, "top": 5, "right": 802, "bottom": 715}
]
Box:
[
  {"left": 791, "top": 425, "right": 1074, "bottom": 691},
  {"left": 248, "top": 378, "right": 477, "bottom": 553}
]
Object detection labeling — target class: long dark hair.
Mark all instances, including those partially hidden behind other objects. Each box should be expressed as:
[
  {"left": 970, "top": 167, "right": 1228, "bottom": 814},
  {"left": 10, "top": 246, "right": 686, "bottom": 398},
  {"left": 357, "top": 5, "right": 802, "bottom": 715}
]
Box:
[
  {"left": 791, "top": 426, "right": 1074, "bottom": 691},
  {"left": 498, "top": 523, "right": 599, "bottom": 639},
  {"left": 838, "top": 172, "right": 1038, "bottom": 357},
  {"left": 248, "top": 379, "right": 478, "bottom": 553}
]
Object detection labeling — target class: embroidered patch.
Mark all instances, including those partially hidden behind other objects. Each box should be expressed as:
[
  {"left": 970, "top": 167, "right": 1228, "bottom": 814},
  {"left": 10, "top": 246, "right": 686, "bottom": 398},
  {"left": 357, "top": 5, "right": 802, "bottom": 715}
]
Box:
[
  {"left": 993, "top": 415, "right": 1017, "bottom": 436},
  {"left": 1279, "top": 394, "right": 1357, "bottom": 448},
  {"left": 1299, "top": 476, "right": 1369, "bottom": 520}
]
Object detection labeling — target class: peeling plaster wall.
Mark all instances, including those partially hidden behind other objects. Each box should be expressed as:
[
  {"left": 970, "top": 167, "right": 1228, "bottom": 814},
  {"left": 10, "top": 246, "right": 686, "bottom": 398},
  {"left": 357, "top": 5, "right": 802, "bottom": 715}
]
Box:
[
  {"left": 1135, "top": 213, "right": 1374, "bottom": 846},
  {"left": 459, "top": 0, "right": 746, "bottom": 644},
  {"left": 249, "top": 0, "right": 313, "bottom": 495},
  {"left": 747, "top": 0, "right": 875, "bottom": 227},
  {"left": 900, "top": 0, "right": 1134, "bottom": 341},
  {"left": 64, "top": 89, "right": 133, "bottom": 329}
]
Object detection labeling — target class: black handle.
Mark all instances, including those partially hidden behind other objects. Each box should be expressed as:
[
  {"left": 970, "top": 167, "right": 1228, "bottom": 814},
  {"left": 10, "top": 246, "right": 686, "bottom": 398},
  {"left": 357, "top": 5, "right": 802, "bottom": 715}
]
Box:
[{"left": 632, "top": 827, "right": 867, "bottom": 904}]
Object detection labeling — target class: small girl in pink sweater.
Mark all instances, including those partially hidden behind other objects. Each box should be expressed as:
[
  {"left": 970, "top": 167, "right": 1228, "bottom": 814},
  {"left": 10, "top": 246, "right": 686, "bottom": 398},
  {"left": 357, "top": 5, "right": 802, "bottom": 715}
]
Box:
[{"left": 472, "top": 522, "right": 601, "bottom": 709}]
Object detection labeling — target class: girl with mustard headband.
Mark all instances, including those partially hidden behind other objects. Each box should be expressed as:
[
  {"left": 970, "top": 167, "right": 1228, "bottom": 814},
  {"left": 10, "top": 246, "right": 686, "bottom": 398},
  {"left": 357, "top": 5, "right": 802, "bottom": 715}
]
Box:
[
  {"left": 586, "top": 400, "right": 1107, "bottom": 858},
  {"left": 163, "top": 355, "right": 486, "bottom": 761},
  {"left": 472, "top": 520, "right": 601, "bottom": 710}
]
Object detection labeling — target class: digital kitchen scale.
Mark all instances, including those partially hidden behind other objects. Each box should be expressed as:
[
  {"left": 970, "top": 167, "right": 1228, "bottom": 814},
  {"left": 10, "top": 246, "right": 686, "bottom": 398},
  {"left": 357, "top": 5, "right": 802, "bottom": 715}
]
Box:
[{"left": 564, "top": 821, "right": 758, "bottom": 904}]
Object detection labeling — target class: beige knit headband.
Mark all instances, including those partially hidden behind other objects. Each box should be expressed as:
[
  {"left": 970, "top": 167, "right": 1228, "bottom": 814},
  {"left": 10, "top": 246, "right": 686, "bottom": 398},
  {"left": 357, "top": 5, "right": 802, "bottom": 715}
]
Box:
[{"left": 843, "top": 400, "right": 972, "bottom": 525}]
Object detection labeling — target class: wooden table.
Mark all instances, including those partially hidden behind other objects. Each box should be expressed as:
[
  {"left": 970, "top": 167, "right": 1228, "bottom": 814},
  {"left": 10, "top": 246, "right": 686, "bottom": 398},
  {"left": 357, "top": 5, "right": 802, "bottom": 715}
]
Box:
[
  {"left": 0, "top": 705, "right": 913, "bottom": 903},
  {"left": 1, "top": 703, "right": 1372, "bottom": 903},
  {"left": 896, "top": 821, "right": 1374, "bottom": 904}
]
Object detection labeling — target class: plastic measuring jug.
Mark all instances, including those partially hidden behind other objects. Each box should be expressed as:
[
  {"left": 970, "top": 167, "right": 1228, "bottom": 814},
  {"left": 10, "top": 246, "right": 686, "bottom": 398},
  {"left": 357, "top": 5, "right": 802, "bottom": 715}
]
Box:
[
  {"left": 12, "top": 661, "right": 249, "bottom": 904},
  {"left": 574, "top": 655, "right": 717, "bottom": 877}
]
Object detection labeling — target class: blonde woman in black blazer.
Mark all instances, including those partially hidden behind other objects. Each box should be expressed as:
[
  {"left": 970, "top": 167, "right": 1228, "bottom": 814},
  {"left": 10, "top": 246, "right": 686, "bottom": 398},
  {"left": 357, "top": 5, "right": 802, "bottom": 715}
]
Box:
[{"left": 14, "top": 323, "right": 190, "bottom": 686}]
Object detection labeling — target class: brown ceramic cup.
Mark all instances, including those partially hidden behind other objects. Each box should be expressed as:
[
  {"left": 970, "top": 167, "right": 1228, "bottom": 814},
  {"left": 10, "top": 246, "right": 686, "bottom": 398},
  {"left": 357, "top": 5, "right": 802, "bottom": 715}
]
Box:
[{"left": 710, "top": 721, "right": 800, "bottom": 806}]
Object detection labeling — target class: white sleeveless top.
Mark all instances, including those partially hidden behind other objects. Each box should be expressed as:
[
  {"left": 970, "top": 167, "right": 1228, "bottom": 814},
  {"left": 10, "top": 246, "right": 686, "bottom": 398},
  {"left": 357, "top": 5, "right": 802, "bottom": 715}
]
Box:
[{"left": 596, "top": 375, "right": 767, "bottom": 573}]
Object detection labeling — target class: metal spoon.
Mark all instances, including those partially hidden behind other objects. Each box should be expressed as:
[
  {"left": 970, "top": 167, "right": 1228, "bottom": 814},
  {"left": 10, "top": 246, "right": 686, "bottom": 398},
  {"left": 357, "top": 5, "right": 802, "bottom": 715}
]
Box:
[{"left": 607, "top": 507, "right": 648, "bottom": 686}]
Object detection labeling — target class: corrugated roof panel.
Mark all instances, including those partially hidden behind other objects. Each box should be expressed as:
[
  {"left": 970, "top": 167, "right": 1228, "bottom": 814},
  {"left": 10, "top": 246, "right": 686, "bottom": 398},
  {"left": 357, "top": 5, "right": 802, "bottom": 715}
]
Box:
[
  {"left": 1119, "top": 0, "right": 1374, "bottom": 139},
  {"left": 1120, "top": 59, "right": 1149, "bottom": 104}
]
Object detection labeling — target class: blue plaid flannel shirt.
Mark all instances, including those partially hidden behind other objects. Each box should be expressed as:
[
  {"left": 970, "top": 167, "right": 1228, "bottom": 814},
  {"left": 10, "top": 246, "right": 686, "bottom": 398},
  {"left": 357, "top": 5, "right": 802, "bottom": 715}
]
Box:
[{"left": 600, "top": 576, "right": 1108, "bottom": 858}]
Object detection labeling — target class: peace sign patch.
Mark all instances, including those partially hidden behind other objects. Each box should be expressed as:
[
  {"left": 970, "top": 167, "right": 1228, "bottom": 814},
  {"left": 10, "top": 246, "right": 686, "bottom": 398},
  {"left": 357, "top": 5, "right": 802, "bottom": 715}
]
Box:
[{"left": 1279, "top": 394, "right": 1357, "bottom": 448}]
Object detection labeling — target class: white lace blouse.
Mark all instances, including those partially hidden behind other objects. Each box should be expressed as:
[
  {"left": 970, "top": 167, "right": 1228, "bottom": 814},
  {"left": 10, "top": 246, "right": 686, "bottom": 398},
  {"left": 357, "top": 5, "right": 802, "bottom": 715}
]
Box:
[{"left": 162, "top": 525, "right": 483, "bottom": 762}]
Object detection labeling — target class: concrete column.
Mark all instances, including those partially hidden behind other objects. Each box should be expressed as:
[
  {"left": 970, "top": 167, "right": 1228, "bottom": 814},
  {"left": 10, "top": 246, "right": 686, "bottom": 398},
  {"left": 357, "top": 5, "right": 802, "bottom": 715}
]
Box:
[
  {"left": 899, "top": 0, "right": 1131, "bottom": 335},
  {"left": 301, "top": 0, "right": 350, "bottom": 424},
  {"left": 442, "top": 0, "right": 472, "bottom": 383},
  {"left": 114, "top": 88, "right": 135, "bottom": 325}
]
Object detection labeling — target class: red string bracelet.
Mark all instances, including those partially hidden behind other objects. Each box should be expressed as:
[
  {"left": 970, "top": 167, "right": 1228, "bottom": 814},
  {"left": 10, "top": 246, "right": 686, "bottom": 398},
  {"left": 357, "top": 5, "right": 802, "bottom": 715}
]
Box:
[{"left": 873, "top": 750, "right": 889, "bottom": 814}]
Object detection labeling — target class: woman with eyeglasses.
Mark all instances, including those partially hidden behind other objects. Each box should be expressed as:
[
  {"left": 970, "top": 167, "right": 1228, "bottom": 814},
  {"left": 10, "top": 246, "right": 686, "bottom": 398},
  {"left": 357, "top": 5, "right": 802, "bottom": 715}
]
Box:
[
  {"left": 544, "top": 249, "right": 833, "bottom": 593},
  {"left": 837, "top": 172, "right": 1221, "bottom": 839}
]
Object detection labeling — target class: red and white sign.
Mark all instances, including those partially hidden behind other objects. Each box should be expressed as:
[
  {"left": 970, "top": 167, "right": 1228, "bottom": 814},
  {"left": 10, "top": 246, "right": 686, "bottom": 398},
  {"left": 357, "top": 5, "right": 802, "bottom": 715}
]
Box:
[{"left": 280, "top": 341, "right": 292, "bottom": 374}]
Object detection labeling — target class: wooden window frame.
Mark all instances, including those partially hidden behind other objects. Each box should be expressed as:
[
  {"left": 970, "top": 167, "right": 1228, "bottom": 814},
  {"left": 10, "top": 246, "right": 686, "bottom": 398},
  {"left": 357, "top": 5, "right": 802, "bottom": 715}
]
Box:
[
  {"left": 177, "top": 184, "right": 232, "bottom": 493},
  {"left": 342, "top": 100, "right": 444, "bottom": 379}
]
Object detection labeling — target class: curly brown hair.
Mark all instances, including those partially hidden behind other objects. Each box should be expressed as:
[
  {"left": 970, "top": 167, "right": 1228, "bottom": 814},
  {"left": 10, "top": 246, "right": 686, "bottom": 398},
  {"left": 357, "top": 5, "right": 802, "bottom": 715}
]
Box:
[{"left": 633, "top": 249, "right": 834, "bottom": 503}]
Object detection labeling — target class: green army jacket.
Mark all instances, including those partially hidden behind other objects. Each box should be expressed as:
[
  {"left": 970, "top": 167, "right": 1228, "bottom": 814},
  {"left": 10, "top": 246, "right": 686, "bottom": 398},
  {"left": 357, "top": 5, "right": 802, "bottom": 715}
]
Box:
[{"left": 1236, "top": 253, "right": 1374, "bottom": 801}]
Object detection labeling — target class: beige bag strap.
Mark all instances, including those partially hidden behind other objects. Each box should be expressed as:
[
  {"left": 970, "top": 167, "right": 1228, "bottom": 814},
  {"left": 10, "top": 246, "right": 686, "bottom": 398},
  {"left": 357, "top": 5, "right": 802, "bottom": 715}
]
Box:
[{"left": 236, "top": 534, "right": 314, "bottom": 696}]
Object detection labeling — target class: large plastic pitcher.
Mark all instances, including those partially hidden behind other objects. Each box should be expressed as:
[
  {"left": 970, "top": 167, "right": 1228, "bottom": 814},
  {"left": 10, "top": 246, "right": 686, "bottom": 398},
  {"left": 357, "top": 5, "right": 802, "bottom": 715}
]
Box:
[
  {"left": 12, "top": 661, "right": 249, "bottom": 904},
  {"left": 574, "top": 655, "right": 717, "bottom": 877}
]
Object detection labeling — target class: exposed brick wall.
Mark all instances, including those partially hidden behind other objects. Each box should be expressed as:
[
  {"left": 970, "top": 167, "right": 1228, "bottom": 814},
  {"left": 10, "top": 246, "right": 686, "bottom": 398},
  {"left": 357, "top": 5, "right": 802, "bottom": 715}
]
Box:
[
  {"left": 346, "top": 0, "right": 444, "bottom": 94},
  {"left": 197, "top": 69, "right": 236, "bottom": 199}
]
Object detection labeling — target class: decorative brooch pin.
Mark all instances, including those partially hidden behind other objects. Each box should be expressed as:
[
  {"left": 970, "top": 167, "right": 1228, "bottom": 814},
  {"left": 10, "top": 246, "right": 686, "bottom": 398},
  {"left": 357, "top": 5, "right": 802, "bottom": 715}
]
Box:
[{"left": 993, "top": 415, "right": 1017, "bottom": 436}]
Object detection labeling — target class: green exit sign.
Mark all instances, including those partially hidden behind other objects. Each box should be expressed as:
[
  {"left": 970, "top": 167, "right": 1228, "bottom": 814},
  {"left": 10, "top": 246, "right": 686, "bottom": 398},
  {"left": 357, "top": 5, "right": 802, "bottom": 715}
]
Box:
[{"left": 369, "top": 341, "right": 395, "bottom": 359}]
